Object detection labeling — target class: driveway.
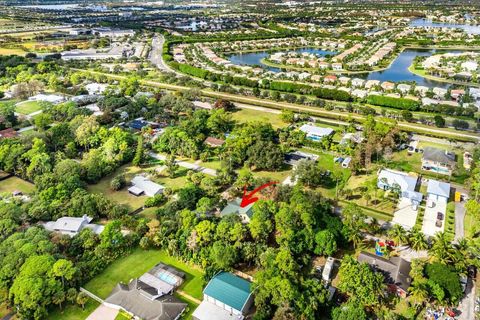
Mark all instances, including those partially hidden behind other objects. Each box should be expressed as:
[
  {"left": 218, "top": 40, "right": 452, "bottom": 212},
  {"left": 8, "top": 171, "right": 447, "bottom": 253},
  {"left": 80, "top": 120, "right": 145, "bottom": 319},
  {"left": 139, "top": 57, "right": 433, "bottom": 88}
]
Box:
[
  {"left": 422, "top": 196, "right": 446, "bottom": 237},
  {"left": 148, "top": 152, "right": 217, "bottom": 176},
  {"left": 457, "top": 277, "right": 476, "bottom": 320},
  {"left": 86, "top": 304, "right": 118, "bottom": 320},
  {"left": 392, "top": 198, "right": 418, "bottom": 230},
  {"left": 455, "top": 201, "right": 466, "bottom": 241}
]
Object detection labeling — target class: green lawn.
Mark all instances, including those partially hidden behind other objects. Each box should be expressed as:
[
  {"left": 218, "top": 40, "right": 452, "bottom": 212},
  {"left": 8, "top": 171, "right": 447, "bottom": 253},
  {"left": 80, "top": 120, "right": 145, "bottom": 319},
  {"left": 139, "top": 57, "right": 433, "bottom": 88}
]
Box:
[
  {"left": 0, "top": 176, "right": 35, "bottom": 194},
  {"left": 231, "top": 108, "right": 287, "bottom": 128},
  {"left": 47, "top": 298, "right": 99, "bottom": 320},
  {"left": 175, "top": 294, "right": 199, "bottom": 320},
  {"left": 15, "top": 100, "right": 42, "bottom": 115},
  {"left": 84, "top": 248, "right": 205, "bottom": 300},
  {"left": 252, "top": 165, "right": 292, "bottom": 183},
  {"left": 115, "top": 311, "right": 131, "bottom": 320},
  {"left": 87, "top": 164, "right": 148, "bottom": 210}
]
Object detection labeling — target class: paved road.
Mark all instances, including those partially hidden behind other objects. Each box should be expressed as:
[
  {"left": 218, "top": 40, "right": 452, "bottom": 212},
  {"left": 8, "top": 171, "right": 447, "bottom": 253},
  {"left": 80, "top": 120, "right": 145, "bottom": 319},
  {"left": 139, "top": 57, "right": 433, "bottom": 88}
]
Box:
[
  {"left": 148, "top": 152, "right": 217, "bottom": 176},
  {"left": 457, "top": 277, "right": 476, "bottom": 320},
  {"left": 455, "top": 202, "right": 466, "bottom": 241},
  {"left": 74, "top": 68, "right": 480, "bottom": 142},
  {"left": 149, "top": 35, "right": 177, "bottom": 74}
]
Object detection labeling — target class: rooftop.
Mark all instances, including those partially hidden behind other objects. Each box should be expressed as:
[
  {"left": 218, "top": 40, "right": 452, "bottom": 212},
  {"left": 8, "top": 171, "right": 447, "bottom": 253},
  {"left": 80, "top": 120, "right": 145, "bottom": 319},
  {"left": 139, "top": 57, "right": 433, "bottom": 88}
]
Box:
[{"left": 204, "top": 272, "right": 252, "bottom": 312}]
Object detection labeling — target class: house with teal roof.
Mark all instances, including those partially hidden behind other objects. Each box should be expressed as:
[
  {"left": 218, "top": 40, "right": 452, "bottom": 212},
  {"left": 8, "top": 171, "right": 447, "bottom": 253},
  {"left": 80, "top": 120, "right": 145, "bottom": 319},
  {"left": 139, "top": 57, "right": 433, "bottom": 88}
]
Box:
[
  {"left": 192, "top": 272, "right": 254, "bottom": 320},
  {"left": 220, "top": 198, "right": 254, "bottom": 223}
]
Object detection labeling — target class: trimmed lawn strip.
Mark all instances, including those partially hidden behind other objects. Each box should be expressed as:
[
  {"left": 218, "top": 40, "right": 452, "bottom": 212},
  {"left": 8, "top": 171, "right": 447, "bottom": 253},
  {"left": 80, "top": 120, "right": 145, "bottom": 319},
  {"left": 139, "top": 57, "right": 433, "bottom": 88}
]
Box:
[
  {"left": 175, "top": 294, "right": 199, "bottom": 320},
  {"left": 231, "top": 107, "right": 287, "bottom": 128},
  {"left": 47, "top": 298, "right": 99, "bottom": 320},
  {"left": 84, "top": 248, "right": 204, "bottom": 300},
  {"left": 0, "top": 176, "right": 35, "bottom": 194},
  {"left": 15, "top": 100, "right": 42, "bottom": 115}
]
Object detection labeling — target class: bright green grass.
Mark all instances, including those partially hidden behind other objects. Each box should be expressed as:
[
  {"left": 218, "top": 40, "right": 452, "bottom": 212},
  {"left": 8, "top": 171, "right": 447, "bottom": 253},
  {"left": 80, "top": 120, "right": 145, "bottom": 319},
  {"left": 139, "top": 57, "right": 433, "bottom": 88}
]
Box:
[
  {"left": 114, "top": 311, "right": 131, "bottom": 320},
  {"left": 175, "top": 294, "right": 199, "bottom": 320},
  {"left": 0, "top": 176, "right": 35, "bottom": 194},
  {"left": 15, "top": 100, "right": 42, "bottom": 114},
  {"left": 47, "top": 298, "right": 99, "bottom": 320},
  {"left": 84, "top": 248, "right": 205, "bottom": 300},
  {"left": 231, "top": 107, "right": 287, "bottom": 128}
]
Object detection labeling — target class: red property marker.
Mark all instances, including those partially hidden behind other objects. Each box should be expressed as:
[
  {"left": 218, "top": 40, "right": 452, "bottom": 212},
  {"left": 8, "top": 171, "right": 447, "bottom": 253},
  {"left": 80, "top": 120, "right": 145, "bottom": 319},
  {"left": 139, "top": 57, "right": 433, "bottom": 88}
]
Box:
[{"left": 240, "top": 181, "right": 278, "bottom": 208}]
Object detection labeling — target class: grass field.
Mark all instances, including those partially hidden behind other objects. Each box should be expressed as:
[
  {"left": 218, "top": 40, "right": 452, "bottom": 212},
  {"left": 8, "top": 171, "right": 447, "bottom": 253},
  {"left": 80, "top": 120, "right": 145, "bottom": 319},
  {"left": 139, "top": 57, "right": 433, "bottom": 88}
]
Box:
[
  {"left": 84, "top": 248, "right": 205, "bottom": 300},
  {"left": 0, "top": 176, "right": 35, "bottom": 194},
  {"left": 15, "top": 100, "right": 43, "bottom": 115},
  {"left": 47, "top": 298, "right": 99, "bottom": 320},
  {"left": 231, "top": 107, "right": 287, "bottom": 128},
  {"left": 0, "top": 47, "right": 25, "bottom": 55},
  {"left": 175, "top": 294, "right": 199, "bottom": 320}
]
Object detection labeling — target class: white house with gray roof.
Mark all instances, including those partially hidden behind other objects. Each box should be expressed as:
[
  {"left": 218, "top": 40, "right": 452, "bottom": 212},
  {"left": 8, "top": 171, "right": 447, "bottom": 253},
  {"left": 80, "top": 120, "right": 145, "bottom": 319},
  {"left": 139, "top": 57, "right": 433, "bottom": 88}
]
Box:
[
  {"left": 128, "top": 175, "right": 165, "bottom": 197},
  {"left": 299, "top": 124, "right": 335, "bottom": 142},
  {"left": 42, "top": 215, "right": 104, "bottom": 237},
  {"left": 377, "top": 169, "right": 423, "bottom": 207}
]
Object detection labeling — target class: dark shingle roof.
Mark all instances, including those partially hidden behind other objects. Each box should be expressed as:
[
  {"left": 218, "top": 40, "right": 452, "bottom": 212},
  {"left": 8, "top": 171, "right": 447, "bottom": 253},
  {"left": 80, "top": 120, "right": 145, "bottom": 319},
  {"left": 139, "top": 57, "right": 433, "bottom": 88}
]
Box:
[
  {"left": 358, "top": 251, "right": 412, "bottom": 291},
  {"left": 423, "top": 147, "right": 455, "bottom": 165}
]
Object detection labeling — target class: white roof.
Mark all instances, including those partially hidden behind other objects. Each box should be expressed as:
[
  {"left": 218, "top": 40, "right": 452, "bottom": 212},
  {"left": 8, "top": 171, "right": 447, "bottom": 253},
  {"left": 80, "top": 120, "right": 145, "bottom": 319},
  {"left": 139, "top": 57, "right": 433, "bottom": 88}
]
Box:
[
  {"left": 51, "top": 215, "right": 92, "bottom": 232},
  {"left": 29, "top": 94, "right": 64, "bottom": 103},
  {"left": 139, "top": 273, "right": 174, "bottom": 296},
  {"left": 427, "top": 179, "right": 451, "bottom": 198},
  {"left": 131, "top": 175, "right": 164, "bottom": 197},
  {"left": 378, "top": 169, "right": 417, "bottom": 193},
  {"left": 299, "top": 124, "right": 334, "bottom": 137},
  {"left": 192, "top": 301, "right": 243, "bottom": 320}
]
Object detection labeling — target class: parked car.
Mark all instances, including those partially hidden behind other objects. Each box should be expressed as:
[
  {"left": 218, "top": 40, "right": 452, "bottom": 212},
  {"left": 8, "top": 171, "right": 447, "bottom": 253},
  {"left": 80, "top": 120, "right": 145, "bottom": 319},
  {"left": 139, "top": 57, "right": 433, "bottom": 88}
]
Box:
[
  {"left": 435, "top": 220, "right": 443, "bottom": 228},
  {"left": 437, "top": 212, "right": 444, "bottom": 220}
]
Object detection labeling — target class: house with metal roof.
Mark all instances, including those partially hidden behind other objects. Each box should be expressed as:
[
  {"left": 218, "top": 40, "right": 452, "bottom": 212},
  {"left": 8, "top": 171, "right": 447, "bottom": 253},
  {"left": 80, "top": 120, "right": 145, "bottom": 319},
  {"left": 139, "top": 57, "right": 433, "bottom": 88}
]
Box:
[
  {"left": 358, "top": 252, "right": 412, "bottom": 298},
  {"left": 220, "top": 198, "right": 255, "bottom": 223},
  {"left": 427, "top": 179, "right": 451, "bottom": 203},
  {"left": 421, "top": 147, "right": 456, "bottom": 175},
  {"left": 192, "top": 272, "right": 253, "bottom": 320},
  {"left": 105, "top": 263, "right": 186, "bottom": 320},
  {"left": 299, "top": 124, "right": 335, "bottom": 142},
  {"left": 128, "top": 175, "right": 165, "bottom": 197},
  {"left": 377, "top": 169, "right": 423, "bottom": 205},
  {"left": 42, "top": 215, "right": 104, "bottom": 237}
]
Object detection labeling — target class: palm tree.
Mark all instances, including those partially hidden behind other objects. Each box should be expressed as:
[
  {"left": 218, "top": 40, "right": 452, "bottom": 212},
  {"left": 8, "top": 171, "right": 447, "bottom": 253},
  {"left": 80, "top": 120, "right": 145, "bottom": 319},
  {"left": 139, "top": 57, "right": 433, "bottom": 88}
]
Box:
[
  {"left": 408, "top": 227, "right": 428, "bottom": 251},
  {"left": 388, "top": 224, "right": 408, "bottom": 247},
  {"left": 348, "top": 229, "right": 364, "bottom": 249},
  {"left": 409, "top": 279, "right": 429, "bottom": 308},
  {"left": 429, "top": 232, "right": 455, "bottom": 264}
]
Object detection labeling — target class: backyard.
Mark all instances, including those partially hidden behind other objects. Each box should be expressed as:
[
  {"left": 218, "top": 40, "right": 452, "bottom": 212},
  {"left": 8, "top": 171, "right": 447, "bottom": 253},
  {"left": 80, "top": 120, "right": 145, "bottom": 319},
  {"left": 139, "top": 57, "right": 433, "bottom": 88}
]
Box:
[
  {"left": 84, "top": 248, "right": 205, "bottom": 301},
  {"left": 0, "top": 176, "right": 35, "bottom": 194},
  {"left": 47, "top": 298, "right": 99, "bottom": 320},
  {"left": 15, "top": 100, "right": 43, "bottom": 115}
]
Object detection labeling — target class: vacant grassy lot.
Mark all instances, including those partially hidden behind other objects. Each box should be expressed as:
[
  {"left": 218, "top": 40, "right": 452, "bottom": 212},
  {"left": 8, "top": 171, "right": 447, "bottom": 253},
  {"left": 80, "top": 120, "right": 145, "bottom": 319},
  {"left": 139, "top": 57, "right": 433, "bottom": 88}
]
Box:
[
  {"left": 0, "top": 47, "right": 26, "bottom": 55},
  {"left": 84, "top": 248, "right": 205, "bottom": 300},
  {"left": 0, "top": 176, "right": 35, "bottom": 194},
  {"left": 15, "top": 100, "right": 43, "bottom": 114},
  {"left": 231, "top": 107, "right": 287, "bottom": 128},
  {"left": 47, "top": 298, "right": 99, "bottom": 320}
]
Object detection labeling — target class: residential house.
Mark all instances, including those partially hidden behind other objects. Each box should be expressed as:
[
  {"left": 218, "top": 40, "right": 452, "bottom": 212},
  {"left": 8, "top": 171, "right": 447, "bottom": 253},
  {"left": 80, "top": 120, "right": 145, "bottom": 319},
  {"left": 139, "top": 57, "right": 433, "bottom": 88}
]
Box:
[
  {"left": 29, "top": 93, "right": 65, "bottom": 104},
  {"left": 397, "top": 84, "right": 411, "bottom": 94},
  {"left": 351, "top": 78, "right": 365, "bottom": 88},
  {"left": 220, "top": 198, "right": 254, "bottom": 223},
  {"left": 284, "top": 151, "right": 319, "bottom": 166},
  {"left": 331, "top": 63, "right": 343, "bottom": 71},
  {"left": 43, "top": 215, "right": 104, "bottom": 237},
  {"left": 433, "top": 87, "right": 448, "bottom": 99},
  {"left": 324, "top": 75, "right": 338, "bottom": 84},
  {"left": 414, "top": 86, "right": 430, "bottom": 97},
  {"left": 299, "top": 124, "right": 335, "bottom": 141},
  {"left": 128, "top": 175, "right": 165, "bottom": 197},
  {"left": 365, "top": 80, "right": 380, "bottom": 90},
  {"left": 422, "top": 147, "right": 456, "bottom": 175},
  {"left": 358, "top": 252, "right": 412, "bottom": 298},
  {"left": 461, "top": 61, "right": 478, "bottom": 72},
  {"left": 192, "top": 272, "right": 253, "bottom": 320},
  {"left": 338, "top": 76, "right": 350, "bottom": 86},
  {"left": 340, "top": 132, "right": 364, "bottom": 145},
  {"left": 352, "top": 89, "right": 368, "bottom": 99},
  {"left": 0, "top": 128, "right": 18, "bottom": 140},
  {"left": 427, "top": 179, "right": 451, "bottom": 204},
  {"left": 381, "top": 81, "right": 395, "bottom": 91},
  {"left": 377, "top": 169, "right": 423, "bottom": 208},
  {"left": 204, "top": 137, "right": 225, "bottom": 148},
  {"left": 105, "top": 263, "right": 187, "bottom": 320},
  {"left": 85, "top": 83, "right": 108, "bottom": 95},
  {"left": 450, "top": 89, "right": 465, "bottom": 101}
]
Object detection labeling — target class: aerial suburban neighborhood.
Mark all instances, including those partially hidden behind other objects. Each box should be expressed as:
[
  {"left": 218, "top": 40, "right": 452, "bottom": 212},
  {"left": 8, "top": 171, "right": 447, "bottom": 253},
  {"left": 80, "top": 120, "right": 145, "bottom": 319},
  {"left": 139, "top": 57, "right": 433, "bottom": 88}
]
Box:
[{"left": 0, "top": 0, "right": 479, "bottom": 320}]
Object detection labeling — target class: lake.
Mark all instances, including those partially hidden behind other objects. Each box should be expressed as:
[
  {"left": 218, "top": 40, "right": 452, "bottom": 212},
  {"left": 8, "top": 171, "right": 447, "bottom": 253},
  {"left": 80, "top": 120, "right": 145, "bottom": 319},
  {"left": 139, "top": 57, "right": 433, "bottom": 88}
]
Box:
[
  {"left": 410, "top": 18, "right": 480, "bottom": 35},
  {"left": 227, "top": 48, "right": 337, "bottom": 73},
  {"left": 357, "top": 48, "right": 463, "bottom": 88}
]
